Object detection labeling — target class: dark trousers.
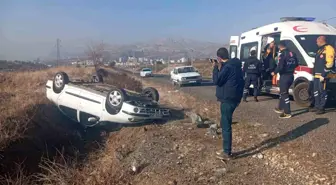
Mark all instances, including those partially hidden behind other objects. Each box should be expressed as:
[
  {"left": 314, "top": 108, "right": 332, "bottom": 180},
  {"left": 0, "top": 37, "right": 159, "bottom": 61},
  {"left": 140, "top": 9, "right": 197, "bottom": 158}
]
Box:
[
  {"left": 220, "top": 102, "right": 238, "bottom": 155},
  {"left": 243, "top": 74, "right": 259, "bottom": 99},
  {"left": 278, "top": 74, "right": 294, "bottom": 114},
  {"left": 313, "top": 78, "right": 328, "bottom": 110},
  {"left": 308, "top": 80, "right": 315, "bottom": 107}
]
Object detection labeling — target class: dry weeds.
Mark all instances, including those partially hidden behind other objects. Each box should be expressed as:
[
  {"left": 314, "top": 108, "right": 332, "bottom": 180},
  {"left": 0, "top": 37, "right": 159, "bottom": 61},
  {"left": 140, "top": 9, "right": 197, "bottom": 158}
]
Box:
[{"left": 0, "top": 67, "right": 94, "bottom": 149}]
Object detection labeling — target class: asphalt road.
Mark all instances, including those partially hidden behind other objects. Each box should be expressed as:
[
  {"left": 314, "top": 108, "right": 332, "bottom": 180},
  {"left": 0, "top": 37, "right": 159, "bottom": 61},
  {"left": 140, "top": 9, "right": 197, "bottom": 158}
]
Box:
[{"left": 126, "top": 69, "right": 336, "bottom": 172}]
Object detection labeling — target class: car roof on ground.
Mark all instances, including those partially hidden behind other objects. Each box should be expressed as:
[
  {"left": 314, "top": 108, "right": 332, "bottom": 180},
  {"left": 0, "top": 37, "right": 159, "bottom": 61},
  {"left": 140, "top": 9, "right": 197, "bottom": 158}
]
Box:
[{"left": 141, "top": 68, "right": 151, "bottom": 70}]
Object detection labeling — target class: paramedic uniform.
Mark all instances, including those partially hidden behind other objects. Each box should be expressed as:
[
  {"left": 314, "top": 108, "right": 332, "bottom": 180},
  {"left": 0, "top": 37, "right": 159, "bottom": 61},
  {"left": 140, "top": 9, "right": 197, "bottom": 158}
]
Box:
[
  {"left": 274, "top": 49, "right": 299, "bottom": 115},
  {"left": 313, "top": 44, "right": 335, "bottom": 111}
]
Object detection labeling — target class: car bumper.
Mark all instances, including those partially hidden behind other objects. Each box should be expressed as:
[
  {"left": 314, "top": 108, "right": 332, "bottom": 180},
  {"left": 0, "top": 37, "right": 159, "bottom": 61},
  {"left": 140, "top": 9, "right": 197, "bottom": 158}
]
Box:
[
  {"left": 141, "top": 73, "right": 153, "bottom": 77},
  {"left": 103, "top": 103, "right": 171, "bottom": 124},
  {"left": 180, "top": 79, "right": 202, "bottom": 84}
]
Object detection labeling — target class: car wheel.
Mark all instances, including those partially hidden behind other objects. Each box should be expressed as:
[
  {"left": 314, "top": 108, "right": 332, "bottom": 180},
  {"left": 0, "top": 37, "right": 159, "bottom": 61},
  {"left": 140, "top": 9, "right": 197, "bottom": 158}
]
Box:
[
  {"left": 142, "top": 87, "right": 160, "bottom": 102},
  {"left": 52, "top": 71, "right": 70, "bottom": 94},
  {"left": 293, "top": 82, "right": 310, "bottom": 107},
  {"left": 105, "top": 87, "right": 128, "bottom": 114}
]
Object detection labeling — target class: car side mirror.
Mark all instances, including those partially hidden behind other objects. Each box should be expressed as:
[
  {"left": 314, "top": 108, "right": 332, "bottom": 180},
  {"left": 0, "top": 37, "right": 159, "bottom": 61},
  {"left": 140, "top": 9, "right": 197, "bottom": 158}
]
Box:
[{"left": 88, "top": 117, "right": 99, "bottom": 123}]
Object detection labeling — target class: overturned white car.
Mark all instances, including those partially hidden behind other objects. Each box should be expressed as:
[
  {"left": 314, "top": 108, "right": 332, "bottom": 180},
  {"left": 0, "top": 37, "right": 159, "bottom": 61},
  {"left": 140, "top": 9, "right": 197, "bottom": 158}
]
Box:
[{"left": 46, "top": 71, "right": 170, "bottom": 128}]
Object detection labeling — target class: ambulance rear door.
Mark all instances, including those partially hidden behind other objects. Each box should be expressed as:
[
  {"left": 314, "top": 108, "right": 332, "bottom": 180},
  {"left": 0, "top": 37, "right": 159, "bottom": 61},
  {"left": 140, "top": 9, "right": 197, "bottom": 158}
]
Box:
[{"left": 229, "top": 36, "right": 239, "bottom": 59}]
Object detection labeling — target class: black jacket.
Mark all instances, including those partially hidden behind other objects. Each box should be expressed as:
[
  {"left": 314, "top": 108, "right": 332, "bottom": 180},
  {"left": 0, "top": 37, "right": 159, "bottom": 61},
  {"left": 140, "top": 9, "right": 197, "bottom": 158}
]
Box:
[
  {"left": 213, "top": 58, "right": 244, "bottom": 104},
  {"left": 243, "top": 56, "right": 262, "bottom": 75},
  {"left": 274, "top": 49, "right": 298, "bottom": 75}
]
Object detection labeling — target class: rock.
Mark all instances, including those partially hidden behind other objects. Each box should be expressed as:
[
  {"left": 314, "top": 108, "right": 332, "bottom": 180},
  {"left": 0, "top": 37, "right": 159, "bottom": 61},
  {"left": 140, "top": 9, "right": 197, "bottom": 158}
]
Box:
[
  {"left": 115, "top": 151, "right": 124, "bottom": 161},
  {"left": 204, "top": 120, "right": 215, "bottom": 125},
  {"left": 289, "top": 168, "right": 294, "bottom": 172},
  {"left": 131, "top": 160, "right": 139, "bottom": 173},
  {"left": 186, "top": 111, "right": 203, "bottom": 125},
  {"left": 209, "top": 176, "right": 216, "bottom": 181},
  {"left": 260, "top": 133, "right": 269, "bottom": 138},
  {"left": 312, "top": 153, "right": 317, "bottom": 157},
  {"left": 168, "top": 180, "right": 177, "bottom": 185},
  {"left": 257, "top": 153, "right": 264, "bottom": 159},
  {"left": 214, "top": 168, "right": 227, "bottom": 176},
  {"left": 210, "top": 124, "right": 218, "bottom": 129},
  {"left": 206, "top": 124, "right": 219, "bottom": 137}
]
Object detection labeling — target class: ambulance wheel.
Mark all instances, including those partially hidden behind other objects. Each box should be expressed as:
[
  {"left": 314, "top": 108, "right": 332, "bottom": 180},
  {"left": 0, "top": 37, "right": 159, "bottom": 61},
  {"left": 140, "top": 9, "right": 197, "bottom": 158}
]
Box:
[{"left": 293, "top": 82, "right": 310, "bottom": 107}]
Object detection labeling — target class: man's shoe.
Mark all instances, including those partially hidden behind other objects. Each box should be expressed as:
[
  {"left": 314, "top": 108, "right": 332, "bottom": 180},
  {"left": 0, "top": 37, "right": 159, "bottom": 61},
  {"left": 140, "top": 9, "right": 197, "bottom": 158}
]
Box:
[
  {"left": 243, "top": 99, "right": 248, "bottom": 102},
  {"left": 279, "top": 113, "right": 292, "bottom": 119},
  {"left": 316, "top": 109, "right": 326, "bottom": 115},
  {"left": 216, "top": 151, "right": 234, "bottom": 160},
  {"left": 254, "top": 97, "right": 259, "bottom": 102},
  {"left": 308, "top": 107, "right": 318, "bottom": 112},
  {"left": 273, "top": 108, "right": 283, "bottom": 114}
]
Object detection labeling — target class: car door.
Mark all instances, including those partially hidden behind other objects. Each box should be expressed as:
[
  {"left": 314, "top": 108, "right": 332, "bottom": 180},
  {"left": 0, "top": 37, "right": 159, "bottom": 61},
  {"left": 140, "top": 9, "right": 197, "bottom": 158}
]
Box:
[
  {"left": 57, "top": 85, "right": 81, "bottom": 122},
  {"left": 171, "top": 69, "right": 178, "bottom": 82},
  {"left": 78, "top": 89, "right": 104, "bottom": 123}
]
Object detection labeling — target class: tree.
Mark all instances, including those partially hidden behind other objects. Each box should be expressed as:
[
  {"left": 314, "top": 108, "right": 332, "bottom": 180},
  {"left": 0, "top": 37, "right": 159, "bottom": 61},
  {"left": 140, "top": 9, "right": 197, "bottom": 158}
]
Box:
[{"left": 85, "top": 41, "right": 106, "bottom": 71}]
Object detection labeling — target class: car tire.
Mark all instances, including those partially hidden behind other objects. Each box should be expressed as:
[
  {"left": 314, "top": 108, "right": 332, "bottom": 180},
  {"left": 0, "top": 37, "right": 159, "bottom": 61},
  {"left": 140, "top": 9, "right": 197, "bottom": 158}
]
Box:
[
  {"left": 293, "top": 82, "right": 310, "bottom": 107},
  {"left": 142, "top": 87, "right": 160, "bottom": 102},
  {"left": 52, "top": 71, "right": 70, "bottom": 94},
  {"left": 105, "top": 87, "right": 128, "bottom": 115}
]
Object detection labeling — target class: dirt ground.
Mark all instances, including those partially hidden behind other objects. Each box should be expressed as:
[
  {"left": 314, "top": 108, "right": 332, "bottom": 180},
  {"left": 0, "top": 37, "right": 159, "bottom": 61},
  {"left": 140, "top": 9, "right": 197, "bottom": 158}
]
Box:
[{"left": 1, "top": 66, "right": 335, "bottom": 184}]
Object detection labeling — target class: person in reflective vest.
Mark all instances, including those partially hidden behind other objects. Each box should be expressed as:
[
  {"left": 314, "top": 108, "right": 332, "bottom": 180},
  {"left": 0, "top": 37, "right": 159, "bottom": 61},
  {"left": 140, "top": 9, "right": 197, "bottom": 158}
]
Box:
[
  {"left": 272, "top": 41, "right": 298, "bottom": 119},
  {"left": 311, "top": 36, "right": 335, "bottom": 114},
  {"left": 242, "top": 50, "right": 262, "bottom": 102}
]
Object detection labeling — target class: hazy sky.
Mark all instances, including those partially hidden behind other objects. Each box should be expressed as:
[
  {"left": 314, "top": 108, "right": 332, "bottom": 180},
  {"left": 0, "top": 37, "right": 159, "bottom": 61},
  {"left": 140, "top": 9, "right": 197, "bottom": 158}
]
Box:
[{"left": 1, "top": 0, "right": 336, "bottom": 60}]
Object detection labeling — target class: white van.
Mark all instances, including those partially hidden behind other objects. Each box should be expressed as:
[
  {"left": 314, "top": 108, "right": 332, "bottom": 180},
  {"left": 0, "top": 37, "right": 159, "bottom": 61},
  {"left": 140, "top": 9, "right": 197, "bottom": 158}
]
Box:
[{"left": 229, "top": 17, "right": 336, "bottom": 107}]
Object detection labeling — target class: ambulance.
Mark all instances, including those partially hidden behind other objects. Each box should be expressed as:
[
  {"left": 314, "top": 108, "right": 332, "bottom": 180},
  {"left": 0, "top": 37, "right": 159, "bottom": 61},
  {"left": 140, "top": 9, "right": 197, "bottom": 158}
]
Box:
[{"left": 229, "top": 17, "right": 336, "bottom": 107}]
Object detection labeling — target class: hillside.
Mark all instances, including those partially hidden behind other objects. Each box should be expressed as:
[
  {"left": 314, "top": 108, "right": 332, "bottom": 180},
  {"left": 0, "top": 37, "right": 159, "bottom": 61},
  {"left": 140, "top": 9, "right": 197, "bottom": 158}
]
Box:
[{"left": 45, "top": 37, "right": 227, "bottom": 61}]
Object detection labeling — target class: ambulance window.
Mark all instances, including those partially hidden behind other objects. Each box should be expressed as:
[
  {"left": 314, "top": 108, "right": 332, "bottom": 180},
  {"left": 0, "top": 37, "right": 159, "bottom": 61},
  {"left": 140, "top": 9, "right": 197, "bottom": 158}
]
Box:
[
  {"left": 240, "top": 42, "right": 258, "bottom": 60},
  {"left": 282, "top": 40, "right": 307, "bottom": 66},
  {"left": 229, "top": 45, "right": 237, "bottom": 59}
]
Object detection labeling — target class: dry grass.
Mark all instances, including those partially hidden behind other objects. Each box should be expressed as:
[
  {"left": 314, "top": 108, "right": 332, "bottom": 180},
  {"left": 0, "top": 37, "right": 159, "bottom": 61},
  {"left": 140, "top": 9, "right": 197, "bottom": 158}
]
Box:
[
  {"left": 0, "top": 66, "right": 146, "bottom": 184},
  {"left": 104, "top": 67, "right": 143, "bottom": 92},
  {"left": 0, "top": 66, "right": 96, "bottom": 184},
  {"left": 0, "top": 66, "right": 94, "bottom": 149},
  {"left": 156, "top": 61, "right": 211, "bottom": 78},
  {"left": 193, "top": 61, "right": 212, "bottom": 78}
]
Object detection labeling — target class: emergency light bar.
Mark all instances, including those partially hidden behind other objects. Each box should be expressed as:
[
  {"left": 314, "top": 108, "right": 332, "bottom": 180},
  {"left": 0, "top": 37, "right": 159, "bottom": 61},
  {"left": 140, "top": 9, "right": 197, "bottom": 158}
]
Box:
[{"left": 280, "top": 17, "right": 316, "bottom": 22}]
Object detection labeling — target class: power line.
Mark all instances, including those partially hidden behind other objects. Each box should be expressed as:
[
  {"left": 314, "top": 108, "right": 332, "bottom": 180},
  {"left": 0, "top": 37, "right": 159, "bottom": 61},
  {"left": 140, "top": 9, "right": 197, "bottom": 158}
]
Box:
[{"left": 320, "top": 16, "right": 336, "bottom": 23}]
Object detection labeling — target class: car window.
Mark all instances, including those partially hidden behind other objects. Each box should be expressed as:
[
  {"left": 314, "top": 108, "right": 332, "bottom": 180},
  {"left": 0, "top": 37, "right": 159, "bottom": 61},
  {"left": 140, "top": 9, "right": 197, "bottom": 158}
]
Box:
[
  {"left": 281, "top": 39, "right": 307, "bottom": 66},
  {"left": 240, "top": 42, "right": 258, "bottom": 60},
  {"left": 295, "top": 35, "right": 336, "bottom": 57},
  {"left": 177, "top": 67, "right": 196, "bottom": 73},
  {"left": 142, "top": 68, "right": 151, "bottom": 71}
]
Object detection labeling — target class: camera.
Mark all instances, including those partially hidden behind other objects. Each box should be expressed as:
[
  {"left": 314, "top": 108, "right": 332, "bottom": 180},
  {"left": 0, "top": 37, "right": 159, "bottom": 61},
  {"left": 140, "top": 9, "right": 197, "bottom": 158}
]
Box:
[{"left": 208, "top": 58, "right": 218, "bottom": 63}]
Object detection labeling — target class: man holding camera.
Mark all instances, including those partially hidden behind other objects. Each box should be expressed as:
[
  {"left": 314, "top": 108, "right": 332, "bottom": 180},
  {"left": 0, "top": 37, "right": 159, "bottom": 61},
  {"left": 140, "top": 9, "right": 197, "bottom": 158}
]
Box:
[{"left": 212, "top": 47, "right": 244, "bottom": 160}]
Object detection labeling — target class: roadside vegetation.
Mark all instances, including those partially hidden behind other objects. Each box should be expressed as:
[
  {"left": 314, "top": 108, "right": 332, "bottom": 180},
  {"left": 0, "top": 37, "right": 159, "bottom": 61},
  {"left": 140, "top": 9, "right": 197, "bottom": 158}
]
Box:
[{"left": 0, "top": 65, "right": 334, "bottom": 185}]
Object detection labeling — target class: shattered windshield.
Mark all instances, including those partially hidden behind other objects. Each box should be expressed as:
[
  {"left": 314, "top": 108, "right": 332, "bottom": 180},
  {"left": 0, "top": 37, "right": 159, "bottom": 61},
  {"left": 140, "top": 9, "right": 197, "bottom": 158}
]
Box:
[{"left": 295, "top": 35, "right": 336, "bottom": 57}]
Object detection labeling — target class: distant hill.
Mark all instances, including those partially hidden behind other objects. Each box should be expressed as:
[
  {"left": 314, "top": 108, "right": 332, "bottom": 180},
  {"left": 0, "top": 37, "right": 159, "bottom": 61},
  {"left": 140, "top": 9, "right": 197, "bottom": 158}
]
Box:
[
  {"left": 0, "top": 60, "right": 49, "bottom": 72},
  {"left": 105, "top": 37, "right": 227, "bottom": 60},
  {"left": 45, "top": 37, "right": 228, "bottom": 62}
]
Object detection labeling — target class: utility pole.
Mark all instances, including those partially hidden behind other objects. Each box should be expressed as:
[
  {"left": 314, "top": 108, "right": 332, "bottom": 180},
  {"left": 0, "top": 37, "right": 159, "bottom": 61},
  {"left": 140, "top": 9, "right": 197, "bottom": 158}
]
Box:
[{"left": 56, "top": 38, "right": 61, "bottom": 66}]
